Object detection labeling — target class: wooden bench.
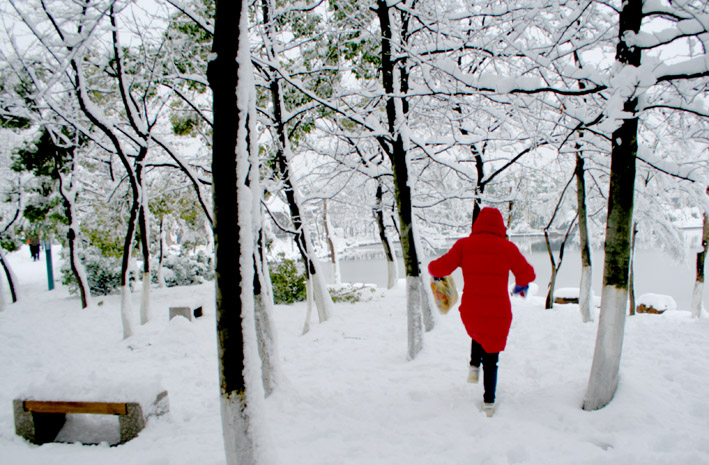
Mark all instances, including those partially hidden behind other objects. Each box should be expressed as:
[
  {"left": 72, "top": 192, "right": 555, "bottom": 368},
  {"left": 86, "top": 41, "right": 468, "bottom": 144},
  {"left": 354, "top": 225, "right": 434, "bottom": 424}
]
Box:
[
  {"left": 169, "top": 303, "right": 203, "bottom": 321},
  {"left": 14, "top": 390, "right": 168, "bottom": 445}
]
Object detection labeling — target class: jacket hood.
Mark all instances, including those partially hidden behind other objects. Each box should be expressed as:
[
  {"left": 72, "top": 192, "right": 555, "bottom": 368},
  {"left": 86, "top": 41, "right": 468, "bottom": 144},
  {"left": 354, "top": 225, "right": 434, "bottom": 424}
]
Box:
[{"left": 471, "top": 207, "right": 507, "bottom": 237}]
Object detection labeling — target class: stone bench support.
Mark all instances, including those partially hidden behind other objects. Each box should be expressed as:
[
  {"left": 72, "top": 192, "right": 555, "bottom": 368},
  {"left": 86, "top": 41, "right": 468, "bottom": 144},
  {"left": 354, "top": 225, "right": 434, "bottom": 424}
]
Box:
[
  {"left": 14, "top": 390, "right": 168, "bottom": 445},
  {"left": 169, "top": 304, "right": 203, "bottom": 321}
]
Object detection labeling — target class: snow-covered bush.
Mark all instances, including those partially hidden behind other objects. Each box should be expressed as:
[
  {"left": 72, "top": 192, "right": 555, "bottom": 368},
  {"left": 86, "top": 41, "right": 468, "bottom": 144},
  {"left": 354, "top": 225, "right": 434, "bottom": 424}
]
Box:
[
  {"left": 61, "top": 248, "right": 121, "bottom": 296},
  {"left": 158, "top": 249, "right": 214, "bottom": 287},
  {"left": 329, "top": 283, "right": 377, "bottom": 303}
]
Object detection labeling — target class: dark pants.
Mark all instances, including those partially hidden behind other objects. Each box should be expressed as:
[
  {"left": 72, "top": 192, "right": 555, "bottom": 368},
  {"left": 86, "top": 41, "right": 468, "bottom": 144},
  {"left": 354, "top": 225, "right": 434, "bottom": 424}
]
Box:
[
  {"left": 470, "top": 339, "right": 499, "bottom": 403},
  {"left": 30, "top": 245, "right": 40, "bottom": 261}
]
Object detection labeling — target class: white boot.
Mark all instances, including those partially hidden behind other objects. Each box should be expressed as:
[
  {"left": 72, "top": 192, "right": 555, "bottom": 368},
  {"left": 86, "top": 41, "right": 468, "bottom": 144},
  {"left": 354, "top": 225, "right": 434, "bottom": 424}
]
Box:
[
  {"left": 483, "top": 402, "right": 495, "bottom": 417},
  {"left": 467, "top": 365, "right": 479, "bottom": 383}
]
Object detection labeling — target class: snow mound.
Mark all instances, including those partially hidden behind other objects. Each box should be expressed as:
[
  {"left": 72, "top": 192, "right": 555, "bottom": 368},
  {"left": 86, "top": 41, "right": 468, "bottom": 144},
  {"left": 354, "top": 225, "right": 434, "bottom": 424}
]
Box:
[{"left": 637, "top": 293, "right": 678, "bottom": 312}]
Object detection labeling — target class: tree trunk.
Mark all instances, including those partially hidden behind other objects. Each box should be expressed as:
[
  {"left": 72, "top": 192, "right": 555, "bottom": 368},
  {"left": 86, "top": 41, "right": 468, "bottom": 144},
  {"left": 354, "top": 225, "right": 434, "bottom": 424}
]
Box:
[
  {"left": 253, "top": 228, "right": 278, "bottom": 397},
  {"left": 629, "top": 223, "right": 638, "bottom": 316},
  {"left": 157, "top": 218, "right": 166, "bottom": 288},
  {"left": 53, "top": 146, "right": 92, "bottom": 309},
  {"left": 119, "top": 192, "right": 140, "bottom": 339},
  {"left": 576, "top": 153, "right": 593, "bottom": 322},
  {"left": 545, "top": 218, "right": 577, "bottom": 309},
  {"left": 247, "top": 91, "right": 279, "bottom": 398},
  {"left": 582, "top": 0, "right": 642, "bottom": 413},
  {"left": 262, "top": 0, "right": 331, "bottom": 325},
  {"left": 376, "top": 0, "right": 426, "bottom": 358},
  {"left": 209, "top": 0, "right": 256, "bottom": 462},
  {"left": 61, "top": 193, "right": 91, "bottom": 309},
  {"left": 375, "top": 180, "right": 398, "bottom": 289},
  {"left": 691, "top": 208, "right": 708, "bottom": 318},
  {"left": 0, "top": 248, "right": 17, "bottom": 304},
  {"left": 138, "top": 176, "right": 151, "bottom": 325},
  {"left": 544, "top": 230, "right": 557, "bottom": 309},
  {"left": 323, "top": 199, "right": 340, "bottom": 285}
]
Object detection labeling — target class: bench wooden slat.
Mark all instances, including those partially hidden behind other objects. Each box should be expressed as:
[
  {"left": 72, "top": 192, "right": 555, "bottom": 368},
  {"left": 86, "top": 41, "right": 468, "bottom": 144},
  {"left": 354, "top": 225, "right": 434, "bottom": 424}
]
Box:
[{"left": 24, "top": 400, "right": 127, "bottom": 415}]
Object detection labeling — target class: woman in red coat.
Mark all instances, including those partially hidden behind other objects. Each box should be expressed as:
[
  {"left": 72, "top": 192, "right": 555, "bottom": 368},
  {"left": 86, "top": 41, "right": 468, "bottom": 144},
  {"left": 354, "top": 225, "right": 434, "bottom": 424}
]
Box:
[{"left": 428, "top": 207, "right": 535, "bottom": 415}]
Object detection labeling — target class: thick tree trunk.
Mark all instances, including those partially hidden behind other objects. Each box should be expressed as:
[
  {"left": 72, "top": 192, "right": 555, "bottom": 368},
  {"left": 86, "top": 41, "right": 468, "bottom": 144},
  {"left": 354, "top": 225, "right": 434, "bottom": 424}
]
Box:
[
  {"left": 576, "top": 153, "right": 593, "bottom": 322},
  {"left": 691, "top": 210, "right": 708, "bottom": 318},
  {"left": 582, "top": 0, "right": 642, "bottom": 412},
  {"left": 209, "top": 0, "right": 256, "bottom": 462},
  {"left": 376, "top": 0, "right": 431, "bottom": 358}
]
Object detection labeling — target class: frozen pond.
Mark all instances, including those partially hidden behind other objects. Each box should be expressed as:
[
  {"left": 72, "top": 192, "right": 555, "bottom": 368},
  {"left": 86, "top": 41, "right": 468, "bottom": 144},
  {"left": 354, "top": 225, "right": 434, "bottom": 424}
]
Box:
[{"left": 326, "top": 233, "right": 707, "bottom": 311}]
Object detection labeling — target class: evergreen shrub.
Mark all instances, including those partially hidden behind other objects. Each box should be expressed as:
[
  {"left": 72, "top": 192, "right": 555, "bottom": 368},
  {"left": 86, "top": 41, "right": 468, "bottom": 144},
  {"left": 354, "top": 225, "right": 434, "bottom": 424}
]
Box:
[{"left": 269, "top": 254, "right": 306, "bottom": 304}]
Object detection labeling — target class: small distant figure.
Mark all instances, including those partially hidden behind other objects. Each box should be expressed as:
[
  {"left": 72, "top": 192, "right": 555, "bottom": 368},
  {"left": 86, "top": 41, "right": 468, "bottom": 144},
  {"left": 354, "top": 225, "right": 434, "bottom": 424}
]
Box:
[{"left": 29, "top": 235, "right": 41, "bottom": 261}]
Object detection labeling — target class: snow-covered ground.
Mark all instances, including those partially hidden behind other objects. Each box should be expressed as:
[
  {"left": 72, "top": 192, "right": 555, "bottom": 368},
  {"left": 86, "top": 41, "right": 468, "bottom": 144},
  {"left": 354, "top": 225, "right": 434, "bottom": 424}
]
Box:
[{"left": 1, "top": 246, "right": 708, "bottom": 465}]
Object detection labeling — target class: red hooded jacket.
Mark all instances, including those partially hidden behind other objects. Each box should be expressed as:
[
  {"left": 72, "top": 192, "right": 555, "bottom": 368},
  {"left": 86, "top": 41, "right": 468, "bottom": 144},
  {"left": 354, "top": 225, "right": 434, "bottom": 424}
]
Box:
[{"left": 428, "top": 207, "right": 535, "bottom": 353}]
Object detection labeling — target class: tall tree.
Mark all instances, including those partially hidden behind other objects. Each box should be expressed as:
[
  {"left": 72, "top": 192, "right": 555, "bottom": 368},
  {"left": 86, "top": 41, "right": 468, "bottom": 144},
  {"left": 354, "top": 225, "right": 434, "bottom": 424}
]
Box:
[
  {"left": 209, "top": 0, "right": 261, "bottom": 462},
  {"left": 576, "top": 152, "right": 594, "bottom": 323},
  {"left": 375, "top": 0, "right": 432, "bottom": 358},
  {"left": 582, "top": 0, "right": 643, "bottom": 411},
  {"left": 583, "top": 0, "right": 709, "bottom": 411},
  {"left": 255, "top": 0, "right": 335, "bottom": 328},
  {"left": 13, "top": 127, "right": 92, "bottom": 308}
]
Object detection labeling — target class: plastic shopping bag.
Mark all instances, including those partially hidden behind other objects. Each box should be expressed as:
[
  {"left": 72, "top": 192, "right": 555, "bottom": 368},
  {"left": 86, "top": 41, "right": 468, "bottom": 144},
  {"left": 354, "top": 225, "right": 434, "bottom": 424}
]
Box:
[{"left": 430, "top": 276, "right": 459, "bottom": 315}]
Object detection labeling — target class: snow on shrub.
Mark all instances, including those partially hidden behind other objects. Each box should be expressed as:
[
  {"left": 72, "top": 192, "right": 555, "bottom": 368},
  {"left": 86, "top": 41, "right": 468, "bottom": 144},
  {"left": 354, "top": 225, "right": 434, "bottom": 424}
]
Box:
[
  {"left": 158, "top": 249, "right": 214, "bottom": 287},
  {"left": 61, "top": 248, "right": 121, "bottom": 296}
]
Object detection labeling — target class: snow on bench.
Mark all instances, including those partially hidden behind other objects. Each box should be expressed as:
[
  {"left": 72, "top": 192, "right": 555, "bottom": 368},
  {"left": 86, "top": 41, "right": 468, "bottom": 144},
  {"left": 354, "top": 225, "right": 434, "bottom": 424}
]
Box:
[
  {"left": 636, "top": 293, "right": 677, "bottom": 315},
  {"left": 554, "top": 287, "right": 580, "bottom": 304},
  {"left": 169, "top": 299, "right": 204, "bottom": 321},
  {"left": 13, "top": 374, "right": 169, "bottom": 445}
]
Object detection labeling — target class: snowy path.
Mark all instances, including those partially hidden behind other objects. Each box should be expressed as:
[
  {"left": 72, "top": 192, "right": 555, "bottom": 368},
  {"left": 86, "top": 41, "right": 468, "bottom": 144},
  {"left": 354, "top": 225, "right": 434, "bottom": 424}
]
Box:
[{"left": 1, "top": 247, "right": 708, "bottom": 464}]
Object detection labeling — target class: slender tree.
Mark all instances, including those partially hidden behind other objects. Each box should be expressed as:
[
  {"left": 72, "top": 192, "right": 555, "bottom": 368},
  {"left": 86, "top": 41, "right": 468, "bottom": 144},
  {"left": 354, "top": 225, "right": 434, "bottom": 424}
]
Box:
[
  {"left": 691, "top": 188, "right": 709, "bottom": 318},
  {"left": 576, "top": 152, "right": 593, "bottom": 322},
  {"left": 375, "top": 179, "right": 398, "bottom": 289}
]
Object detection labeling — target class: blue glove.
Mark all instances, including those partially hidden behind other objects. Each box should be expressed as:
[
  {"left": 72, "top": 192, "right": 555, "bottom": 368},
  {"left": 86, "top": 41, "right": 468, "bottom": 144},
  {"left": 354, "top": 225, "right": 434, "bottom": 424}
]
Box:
[{"left": 513, "top": 284, "right": 529, "bottom": 297}]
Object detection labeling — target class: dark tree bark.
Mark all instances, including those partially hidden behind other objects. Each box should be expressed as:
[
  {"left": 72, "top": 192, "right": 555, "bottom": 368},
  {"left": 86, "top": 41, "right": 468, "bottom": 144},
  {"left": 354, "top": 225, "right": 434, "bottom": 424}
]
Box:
[
  {"left": 543, "top": 174, "right": 577, "bottom": 309},
  {"left": 262, "top": 0, "right": 330, "bottom": 325},
  {"left": 208, "top": 0, "right": 254, "bottom": 462},
  {"left": 576, "top": 153, "right": 593, "bottom": 322},
  {"left": 0, "top": 250, "right": 17, "bottom": 304},
  {"left": 628, "top": 223, "right": 638, "bottom": 316},
  {"left": 323, "top": 199, "right": 340, "bottom": 284},
  {"left": 375, "top": 180, "right": 398, "bottom": 289},
  {"left": 583, "top": 0, "right": 642, "bottom": 412},
  {"left": 376, "top": 0, "right": 427, "bottom": 358},
  {"left": 57, "top": 161, "right": 90, "bottom": 310},
  {"left": 691, "top": 188, "right": 709, "bottom": 318},
  {"left": 211, "top": 0, "right": 245, "bottom": 402}
]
